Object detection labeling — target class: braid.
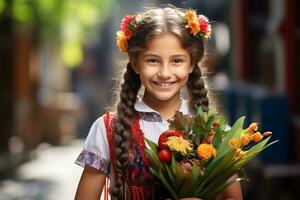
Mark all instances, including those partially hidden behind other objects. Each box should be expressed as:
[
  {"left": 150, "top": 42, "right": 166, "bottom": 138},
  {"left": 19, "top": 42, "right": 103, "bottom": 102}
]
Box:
[
  {"left": 187, "top": 63, "right": 209, "bottom": 112},
  {"left": 110, "top": 62, "right": 141, "bottom": 199}
]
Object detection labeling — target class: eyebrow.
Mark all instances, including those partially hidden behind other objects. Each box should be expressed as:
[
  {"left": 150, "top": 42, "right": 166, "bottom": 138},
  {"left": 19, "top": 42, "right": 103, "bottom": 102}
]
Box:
[{"left": 143, "top": 54, "right": 188, "bottom": 58}]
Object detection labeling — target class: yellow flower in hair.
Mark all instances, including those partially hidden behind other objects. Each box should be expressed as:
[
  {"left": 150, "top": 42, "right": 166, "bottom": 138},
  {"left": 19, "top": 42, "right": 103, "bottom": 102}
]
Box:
[
  {"left": 186, "top": 20, "right": 200, "bottom": 36},
  {"left": 165, "top": 136, "right": 193, "bottom": 156},
  {"left": 197, "top": 144, "right": 217, "bottom": 161},
  {"left": 185, "top": 10, "right": 198, "bottom": 22},
  {"left": 116, "top": 31, "right": 128, "bottom": 53}
]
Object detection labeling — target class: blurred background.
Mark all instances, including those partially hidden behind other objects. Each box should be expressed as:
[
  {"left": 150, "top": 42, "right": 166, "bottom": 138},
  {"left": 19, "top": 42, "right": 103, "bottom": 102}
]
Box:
[{"left": 0, "top": 0, "right": 299, "bottom": 199}]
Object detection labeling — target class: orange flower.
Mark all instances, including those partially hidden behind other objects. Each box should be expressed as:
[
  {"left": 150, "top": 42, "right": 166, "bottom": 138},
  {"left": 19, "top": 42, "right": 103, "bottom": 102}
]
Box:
[
  {"left": 229, "top": 138, "right": 241, "bottom": 149},
  {"left": 263, "top": 131, "right": 272, "bottom": 137},
  {"left": 197, "top": 144, "right": 217, "bottom": 161},
  {"left": 240, "top": 134, "right": 251, "bottom": 146},
  {"left": 185, "top": 10, "right": 198, "bottom": 22},
  {"left": 186, "top": 20, "right": 200, "bottom": 36},
  {"left": 246, "top": 123, "right": 258, "bottom": 134},
  {"left": 116, "top": 31, "right": 128, "bottom": 53},
  {"left": 251, "top": 132, "right": 263, "bottom": 142},
  {"left": 235, "top": 148, "right": 245, "bottom": 158}
]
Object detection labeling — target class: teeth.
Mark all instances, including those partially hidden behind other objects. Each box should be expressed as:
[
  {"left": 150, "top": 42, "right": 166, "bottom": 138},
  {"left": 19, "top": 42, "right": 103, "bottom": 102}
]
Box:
[{"left": 156, "top": 82, "right": 174, "bottom": 87}]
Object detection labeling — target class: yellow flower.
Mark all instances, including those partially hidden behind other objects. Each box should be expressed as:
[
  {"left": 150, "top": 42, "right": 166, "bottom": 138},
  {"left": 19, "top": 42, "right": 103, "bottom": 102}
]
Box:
[
  {"left": 185, "top": 10, "right": 198, "bottom": 22},
  {"left": 251, "top": 132, "right": 263, "bottom": 142},
  {"left": 165, "top": 136, "right": 193, "bottom": 156},
  {"left": 240, "top": 134, "right": 251, "bottom": 146},
  {"left": 197, "top": 144, "right": 217, "bottom": 161},
  {"left": 116, "top": 31, "right": 128, "bottom": 53},
  {"left": 186, "top": 20, "right": 200, "bottom": 36},
  {"left": 235, "top": 148, "right": 245, "bottom": 158},
  {"left": 229, "top": 138, "right": 241, "bottom": 149}
]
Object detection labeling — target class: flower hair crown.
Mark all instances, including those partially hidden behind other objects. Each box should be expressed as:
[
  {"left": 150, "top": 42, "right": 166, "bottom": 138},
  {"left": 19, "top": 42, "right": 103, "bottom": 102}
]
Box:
[{"left": 116, "top": 9, "right": 211, "bottom": 53}]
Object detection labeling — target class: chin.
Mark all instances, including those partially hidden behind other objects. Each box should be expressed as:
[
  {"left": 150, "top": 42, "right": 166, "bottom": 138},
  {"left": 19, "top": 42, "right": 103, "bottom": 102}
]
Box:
[{"left": 151, "top": 92, "right": 179, "bottom": 102}]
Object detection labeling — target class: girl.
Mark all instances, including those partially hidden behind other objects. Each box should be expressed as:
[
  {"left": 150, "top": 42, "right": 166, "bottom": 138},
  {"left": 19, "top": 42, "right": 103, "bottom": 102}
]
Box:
[{"left": 75, "top": 6, "right": 243, "bottom": 200}]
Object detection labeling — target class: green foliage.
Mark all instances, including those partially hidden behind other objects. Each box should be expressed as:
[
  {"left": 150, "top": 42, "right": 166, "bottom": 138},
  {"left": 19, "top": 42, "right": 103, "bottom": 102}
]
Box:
[{"left": 1, "top": 0, "right": 112, "bottom": 68}]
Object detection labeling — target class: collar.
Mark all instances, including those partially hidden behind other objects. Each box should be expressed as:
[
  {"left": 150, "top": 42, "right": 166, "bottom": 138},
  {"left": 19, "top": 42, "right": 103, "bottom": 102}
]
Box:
[{"left": 134, "top": 97, "right": 190, "bottom": 122}]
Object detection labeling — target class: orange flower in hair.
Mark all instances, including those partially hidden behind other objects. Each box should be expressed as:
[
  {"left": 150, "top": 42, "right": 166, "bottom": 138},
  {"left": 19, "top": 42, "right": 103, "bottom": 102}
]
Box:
[
  {"left": 116, "top": 31, "right": 128, "bottom": 53},
  {"left": 183, "top": 10, "right": 212, "bottom": 39},
  {"left": 185, "top": 10, "right": 198, "bottom": 22}
]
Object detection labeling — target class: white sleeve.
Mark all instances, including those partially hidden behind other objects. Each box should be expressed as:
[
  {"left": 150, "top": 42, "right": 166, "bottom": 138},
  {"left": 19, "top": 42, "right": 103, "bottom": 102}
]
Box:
[{"left": 75, "top": 116, "right": 111, "bottom": 175}]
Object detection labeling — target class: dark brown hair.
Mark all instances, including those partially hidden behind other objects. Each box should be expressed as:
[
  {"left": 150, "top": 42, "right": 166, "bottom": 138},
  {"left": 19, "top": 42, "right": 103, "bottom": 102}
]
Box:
[{"left": 110, "top": 6, "right": 210, "bottom": 199}]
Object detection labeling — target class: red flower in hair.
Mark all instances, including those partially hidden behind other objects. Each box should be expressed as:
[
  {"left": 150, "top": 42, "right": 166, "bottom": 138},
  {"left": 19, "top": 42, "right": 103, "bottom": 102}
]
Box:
[
  {"left": 121, "top": 15, "right": 136, "bottom": 38},
  {"left": 198, "top": 15, "right": 211, "bottom": 38},
  {"left": 198, "top": 15, "right": 209, "bottom": 33}
]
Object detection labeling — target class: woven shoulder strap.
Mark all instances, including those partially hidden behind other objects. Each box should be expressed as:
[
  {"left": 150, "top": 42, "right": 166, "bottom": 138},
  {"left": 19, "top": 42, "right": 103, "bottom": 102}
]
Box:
[{"left": 103, "top": 111, "right": 118, "bottom": 179}]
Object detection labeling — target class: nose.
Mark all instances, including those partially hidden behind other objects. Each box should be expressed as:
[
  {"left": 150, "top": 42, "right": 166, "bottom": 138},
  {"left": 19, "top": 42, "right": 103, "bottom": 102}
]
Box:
[{"left": 158, "top": 64, "right": 172, "bottom": 79}]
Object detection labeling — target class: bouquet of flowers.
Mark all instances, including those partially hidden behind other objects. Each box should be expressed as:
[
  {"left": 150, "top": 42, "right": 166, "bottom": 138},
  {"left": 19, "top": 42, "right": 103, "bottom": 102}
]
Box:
[{"left": 145, "top": 107, "right": 277, "bottom": 199}]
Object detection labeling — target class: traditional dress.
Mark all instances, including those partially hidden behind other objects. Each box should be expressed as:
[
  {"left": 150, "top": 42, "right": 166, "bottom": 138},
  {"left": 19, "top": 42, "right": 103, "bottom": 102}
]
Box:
[{"left": 75, "top": 98, "right": 189, "bottom": 199}]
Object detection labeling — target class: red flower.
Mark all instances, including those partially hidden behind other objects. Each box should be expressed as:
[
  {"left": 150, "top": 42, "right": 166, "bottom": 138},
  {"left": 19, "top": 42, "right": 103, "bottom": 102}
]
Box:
[
  {"left": 198, "top": 15, "right": 209, "bottom": 33},
  {"left": 121, "top": 15, "right": 136, "bottom": 38}
]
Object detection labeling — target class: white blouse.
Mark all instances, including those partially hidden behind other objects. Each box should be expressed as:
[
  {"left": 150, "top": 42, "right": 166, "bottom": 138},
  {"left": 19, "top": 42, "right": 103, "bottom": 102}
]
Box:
[{"left": 75, "top": 98, "right": 190, "bottom": 176}]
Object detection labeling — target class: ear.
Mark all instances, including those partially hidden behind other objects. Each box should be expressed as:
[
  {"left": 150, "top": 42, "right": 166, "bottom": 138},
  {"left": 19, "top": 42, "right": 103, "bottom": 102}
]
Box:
[{"left": 130, "top": 60, "right": 139, "bottom": 74}]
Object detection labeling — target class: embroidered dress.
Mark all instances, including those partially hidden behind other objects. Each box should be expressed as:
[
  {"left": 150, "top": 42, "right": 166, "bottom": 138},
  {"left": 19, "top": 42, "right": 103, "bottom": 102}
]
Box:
[{"left": 75, "top": 98, "right": 190, "bottom": 199}]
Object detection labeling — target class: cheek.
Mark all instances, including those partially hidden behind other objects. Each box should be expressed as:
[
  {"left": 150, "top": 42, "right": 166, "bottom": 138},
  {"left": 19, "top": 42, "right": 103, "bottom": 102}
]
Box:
[{"left": 176, "top": 67, "right": 192, "bottom": 79}]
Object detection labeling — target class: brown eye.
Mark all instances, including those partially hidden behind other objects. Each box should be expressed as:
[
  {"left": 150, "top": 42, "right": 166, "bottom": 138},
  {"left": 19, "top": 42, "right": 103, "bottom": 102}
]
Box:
[
  {"left": 147, "top": 58, "right": 160, "bottom": 64},
  {"left": 172, "top": 58, "right": 184, "bottom": 64}
]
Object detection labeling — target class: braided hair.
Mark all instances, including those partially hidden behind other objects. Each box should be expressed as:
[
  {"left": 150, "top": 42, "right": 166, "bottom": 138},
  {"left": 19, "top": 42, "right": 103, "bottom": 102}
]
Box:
[{"left": 110, "top": 6, "right": 211, "bottom": 199}]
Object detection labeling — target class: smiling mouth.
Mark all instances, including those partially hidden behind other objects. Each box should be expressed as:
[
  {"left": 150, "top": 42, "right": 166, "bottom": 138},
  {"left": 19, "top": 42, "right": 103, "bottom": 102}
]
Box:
[{"left": 153, "top": 81, "right": 177, "bottom": 87}]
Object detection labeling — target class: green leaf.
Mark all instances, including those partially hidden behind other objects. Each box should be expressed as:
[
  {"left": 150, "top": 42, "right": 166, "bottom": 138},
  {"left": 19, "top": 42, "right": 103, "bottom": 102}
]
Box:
[
  {"left": 218, "top": 116, "right": 245, "bottom": 155},
  {"left": 212, "top": 128, "right": 223, "bottom": 149},
  {"left": 165, "top": 164, "right": 178, "bottom": 190},
  {"left": 158, "top": 169, "right": 179, "bottom": 200},
  {"left": 149, "top": 167, "right": 160, "bottom": 179},
  {"left": 145, "top": 149, "right": 160, "bottom": 169},
  {"left": 208, "top": 108, "right": 217, "bottom": 117},
  {"left": 145, "top": 138, "right": 158, "bottom": 153}
]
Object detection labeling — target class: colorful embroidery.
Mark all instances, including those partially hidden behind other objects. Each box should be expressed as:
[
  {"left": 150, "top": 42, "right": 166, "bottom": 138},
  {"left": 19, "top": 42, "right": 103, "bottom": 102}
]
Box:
[{"left": 75, "top": 149, "right": 110, "bottom": 174}]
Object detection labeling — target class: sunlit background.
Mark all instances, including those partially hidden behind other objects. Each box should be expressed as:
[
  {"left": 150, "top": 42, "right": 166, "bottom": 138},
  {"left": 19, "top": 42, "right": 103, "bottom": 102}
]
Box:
[{"left": 0, "top": 0, "right": 299, "bottom": 199}]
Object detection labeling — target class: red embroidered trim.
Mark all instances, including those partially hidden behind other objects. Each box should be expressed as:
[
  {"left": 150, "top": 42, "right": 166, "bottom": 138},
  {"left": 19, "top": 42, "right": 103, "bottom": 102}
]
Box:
[
  {"left": 104, "top": 113, "right": 151, "bottom": 200},
  {"left": 131, "top": 116, "right": 151, "bottom": 166}
]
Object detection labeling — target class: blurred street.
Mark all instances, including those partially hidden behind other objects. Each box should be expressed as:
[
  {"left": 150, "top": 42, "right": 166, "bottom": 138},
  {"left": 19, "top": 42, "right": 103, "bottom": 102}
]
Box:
[
  {"left": 0, "top": 140, "right": 84, "bottom": 200},
  {"left": 0, "top": 0, "right": 299, "bottom": 199}
]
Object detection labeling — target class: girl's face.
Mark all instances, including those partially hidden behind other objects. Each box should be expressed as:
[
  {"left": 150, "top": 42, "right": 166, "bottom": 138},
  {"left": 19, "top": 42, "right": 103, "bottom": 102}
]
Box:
[{"left": 133, "top": 33, "right": 193, "bottom": 105}]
